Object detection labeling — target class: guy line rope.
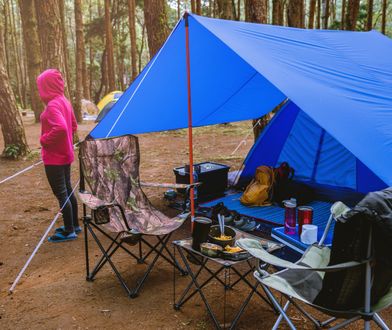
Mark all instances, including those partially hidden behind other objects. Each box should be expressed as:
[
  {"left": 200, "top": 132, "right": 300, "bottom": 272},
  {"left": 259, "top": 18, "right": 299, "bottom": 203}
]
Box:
[{"left": 9, "top": 180, "right": 80, "bottom": 293}]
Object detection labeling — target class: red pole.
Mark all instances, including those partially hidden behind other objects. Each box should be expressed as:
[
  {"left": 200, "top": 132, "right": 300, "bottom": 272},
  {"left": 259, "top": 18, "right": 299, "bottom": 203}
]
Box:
[{"left": 184, "top": 12, "right": 195, "bottom": 227}]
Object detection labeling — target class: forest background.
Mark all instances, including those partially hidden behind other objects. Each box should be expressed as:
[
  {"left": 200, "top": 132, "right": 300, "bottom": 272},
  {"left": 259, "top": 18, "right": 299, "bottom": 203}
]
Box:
[{"left": 0, "top": 0, "right": 390, "bottom": 159}]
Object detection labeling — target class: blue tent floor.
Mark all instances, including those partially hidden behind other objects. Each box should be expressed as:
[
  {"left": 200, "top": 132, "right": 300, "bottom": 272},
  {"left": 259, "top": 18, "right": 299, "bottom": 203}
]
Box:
[{"left": 200, "top": 192, "right": 334, "bottom": 252}]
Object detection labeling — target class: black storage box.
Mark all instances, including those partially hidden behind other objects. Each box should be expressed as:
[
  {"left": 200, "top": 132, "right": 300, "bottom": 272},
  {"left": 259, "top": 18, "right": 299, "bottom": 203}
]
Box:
[{"left": 173, "top": 162, "right": 230, "bottom": 199}]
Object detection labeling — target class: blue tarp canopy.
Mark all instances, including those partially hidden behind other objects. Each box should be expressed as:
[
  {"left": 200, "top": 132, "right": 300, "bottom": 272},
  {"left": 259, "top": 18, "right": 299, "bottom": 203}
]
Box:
[{"left": 90, "top": 14, "right": 392, "bottom": 190}]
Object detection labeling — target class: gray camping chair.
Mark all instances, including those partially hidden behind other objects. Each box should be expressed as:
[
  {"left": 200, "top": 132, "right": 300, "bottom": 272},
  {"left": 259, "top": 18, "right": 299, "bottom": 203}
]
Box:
[
  {"left": 237, "top": 201, "right": 392, "bottom": 330},
  {"left": 78, "top": 135, "right": 192, "bottom": 298}
]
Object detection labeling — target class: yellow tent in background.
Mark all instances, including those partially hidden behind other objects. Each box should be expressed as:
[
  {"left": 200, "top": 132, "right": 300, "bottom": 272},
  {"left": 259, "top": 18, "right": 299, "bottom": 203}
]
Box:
[{"left": 97, "top": 91, "right": 123, "bottom": 111}]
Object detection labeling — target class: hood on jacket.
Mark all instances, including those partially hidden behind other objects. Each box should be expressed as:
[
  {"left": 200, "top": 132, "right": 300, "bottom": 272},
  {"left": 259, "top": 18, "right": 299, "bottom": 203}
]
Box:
[{"left": 37, "top": 69, "right": 65, "bottom": 104}]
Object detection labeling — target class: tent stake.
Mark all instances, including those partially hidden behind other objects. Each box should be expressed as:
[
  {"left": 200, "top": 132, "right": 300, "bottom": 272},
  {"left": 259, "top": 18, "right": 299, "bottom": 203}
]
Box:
[{"left": 184, "top": 12, "right": 195, "bottom": 227}]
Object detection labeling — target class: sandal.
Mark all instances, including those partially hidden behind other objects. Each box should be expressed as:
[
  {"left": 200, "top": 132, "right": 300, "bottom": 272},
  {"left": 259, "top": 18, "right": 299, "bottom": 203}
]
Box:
[
  {"left": 48, "top": 230, "right": 77, "bottom": 243},
  {"left": 55, "top": 226, "right": 82, "bottom": 234}
]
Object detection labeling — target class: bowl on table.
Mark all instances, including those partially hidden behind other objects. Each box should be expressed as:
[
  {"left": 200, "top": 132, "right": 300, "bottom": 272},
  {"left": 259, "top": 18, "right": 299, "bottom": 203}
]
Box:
[{"left": 208, "top": 225, "right": 236, "bottom": 248}]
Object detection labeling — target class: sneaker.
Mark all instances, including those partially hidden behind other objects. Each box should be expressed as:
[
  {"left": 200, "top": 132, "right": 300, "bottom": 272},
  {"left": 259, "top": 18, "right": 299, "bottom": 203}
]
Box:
[
  {"left": 55, "top": 226, "right": 82, "bottom": 234},
  {"left": 239, "top": 219, "right": 257, "bottom": 232},
  {"left": 48, "top": 230, "right": 77, "bottom": 243}
]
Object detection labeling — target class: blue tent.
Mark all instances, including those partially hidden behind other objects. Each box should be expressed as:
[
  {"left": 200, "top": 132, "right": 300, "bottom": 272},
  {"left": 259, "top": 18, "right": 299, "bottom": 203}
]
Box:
[{"left": 90, "top": 14, "right": 392, "bottom": 193}]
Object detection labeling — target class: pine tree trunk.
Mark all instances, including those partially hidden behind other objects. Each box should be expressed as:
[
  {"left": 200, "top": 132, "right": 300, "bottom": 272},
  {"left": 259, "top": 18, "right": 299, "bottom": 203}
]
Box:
[
  {"left": 88, "top": 0, "right": 94, "bottom": 98},
  {"left": 322, "top": 0, "right": 330, "bottom": 29},
  {"left": 191, "top": 0, "right": 196, "bottom": 13},
  {"left": 59, "top": 0, "right": 72, "bottom": 97},
  {"left": 9, "top": 0, "right": 23, "bottom": 108},
  {"left": 144, "top": 0, "right": 169, "bottom": 58},
  {"left": 19, "top": 0, "right": 42, "bottom": 122},
  {"left": 345, "top": 0, "right": 360, "bottom": 30},
  {"left": 366, "top": 0, "right": 373, "bottom": 31},
  {"left": 287, "top": 0, "right": 304, "bottom": 28},
  {"left": 308, "top": 0, "right": 316, "bottom": 28},
  {"left": 196, "top": 0, "right": 202, "bottom": 14},
  {"left": 245, "top": 0, "right": 268, "bottom": 23},
  {"left": 216, "top": 0, "right": 234, "bottom": 19},
  {"left": 74, "top": 0, "right": 87, "bottom": 122},
  {"left": 128, "top": 0, "right": 138, "bottom": 81},
  {"left": 244, "top": 0, "right": 270, "bottom": 140},
  {"left": 0, "top": 26, "right": 29, "bottom": 157},
  {"left": 35, "top": 0, "right": 70, "bottom": 96},
  {"left": 341, "top": 0, "right": 346, "bottom": 29},
  {"left": 138, "top": 23, "right": 146, "bottom": 73},
  {"left": 3, "top": 0, "right": 11, "bottom": 77},
  {"left": 381, "top": 0, "right": 387, "bottom": 35},
  {"left": 316, "top": 0, "right": 321, "bottom": 28},
  {"left": 104, "top": 0, "right": 116, "bottom": 91},
  {"left": 272, "top": 0, "right": 284, "bottom": 25}
]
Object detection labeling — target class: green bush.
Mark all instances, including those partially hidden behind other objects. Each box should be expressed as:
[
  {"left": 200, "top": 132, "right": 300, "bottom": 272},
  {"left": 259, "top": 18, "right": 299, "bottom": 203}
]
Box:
[{"left": 4, "top": 144, "right": 21, "bottom": 159}]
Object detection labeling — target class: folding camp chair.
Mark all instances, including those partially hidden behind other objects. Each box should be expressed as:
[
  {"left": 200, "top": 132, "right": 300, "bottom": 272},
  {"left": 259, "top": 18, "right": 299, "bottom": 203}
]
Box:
[
  {"left": 237, "top": 197, "right": 392, "bottom": 330},
  {"left": 78, "top": 135, "right": 191, "bottom": 298}
]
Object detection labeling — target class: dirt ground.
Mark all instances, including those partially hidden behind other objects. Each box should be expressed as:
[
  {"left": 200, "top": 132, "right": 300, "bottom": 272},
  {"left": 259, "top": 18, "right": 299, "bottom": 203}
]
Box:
[{"left": 0, "top": 117, "right": 390, "bottom": 329}]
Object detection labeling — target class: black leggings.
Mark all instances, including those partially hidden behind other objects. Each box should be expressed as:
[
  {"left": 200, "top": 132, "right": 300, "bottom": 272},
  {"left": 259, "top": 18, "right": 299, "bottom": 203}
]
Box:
[{"left": 45, "top": 165, "right": 78, "bottom": 233}]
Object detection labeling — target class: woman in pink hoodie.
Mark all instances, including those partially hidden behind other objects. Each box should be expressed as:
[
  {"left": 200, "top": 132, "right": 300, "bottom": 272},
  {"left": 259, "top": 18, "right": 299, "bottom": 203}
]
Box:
[{"left": 37, "top": 69, "right": 79, "bottom": 242}]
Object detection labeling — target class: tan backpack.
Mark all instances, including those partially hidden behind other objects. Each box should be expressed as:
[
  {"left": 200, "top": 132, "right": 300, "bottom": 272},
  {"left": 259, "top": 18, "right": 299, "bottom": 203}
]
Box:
[{"left": 240, "top": 166, "right": 275, "bottom": 206}]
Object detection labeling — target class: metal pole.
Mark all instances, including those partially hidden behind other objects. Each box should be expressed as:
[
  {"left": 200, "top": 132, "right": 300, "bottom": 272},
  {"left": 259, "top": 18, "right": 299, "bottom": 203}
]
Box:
[
  {"left": 184, "top": 12, "right": 195, "bottom": 226},
  {"left": 364, "top": 226, "right": 373, "bottom": 330}
]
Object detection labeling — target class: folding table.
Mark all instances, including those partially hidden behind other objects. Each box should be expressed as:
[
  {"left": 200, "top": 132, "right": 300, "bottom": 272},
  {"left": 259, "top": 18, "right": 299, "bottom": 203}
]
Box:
[{"left": 172, "top": 229, "right": 283, "bottom": 329}]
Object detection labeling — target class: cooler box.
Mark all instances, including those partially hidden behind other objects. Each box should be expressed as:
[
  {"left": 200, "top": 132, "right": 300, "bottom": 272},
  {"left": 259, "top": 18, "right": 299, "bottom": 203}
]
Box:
[{"left": 173, "top": 162, "right": 230, "bottom": 198}]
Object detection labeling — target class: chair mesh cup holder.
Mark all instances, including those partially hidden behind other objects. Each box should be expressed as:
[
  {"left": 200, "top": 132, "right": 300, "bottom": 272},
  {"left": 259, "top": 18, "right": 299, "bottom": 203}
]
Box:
[{"left": 93, "top": 206, "right": 110, "bottom": 225}]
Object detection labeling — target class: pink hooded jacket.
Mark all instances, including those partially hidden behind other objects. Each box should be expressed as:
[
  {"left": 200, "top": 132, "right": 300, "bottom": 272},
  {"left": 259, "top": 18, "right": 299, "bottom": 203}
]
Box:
[{"left": 37, "top": 69, "right": 77, "bottom": 165}]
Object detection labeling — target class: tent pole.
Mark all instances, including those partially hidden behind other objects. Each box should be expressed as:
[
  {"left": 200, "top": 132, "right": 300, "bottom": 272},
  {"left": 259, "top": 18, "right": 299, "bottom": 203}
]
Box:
[{"left": 184, "top": 12, "right": 195, "bottom": 227}]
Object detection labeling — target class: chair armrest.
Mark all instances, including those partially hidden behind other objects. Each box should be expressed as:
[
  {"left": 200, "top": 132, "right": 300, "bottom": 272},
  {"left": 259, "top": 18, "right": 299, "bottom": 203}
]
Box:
[
  {"left": 140, "top": 181, "right": 202, "bottom": 189},
  {"left": 78, "top": 191, "right": 114, "bottom": 210},
  {"left": 237, "top": 238, "right": 368, "bottom": 272}
]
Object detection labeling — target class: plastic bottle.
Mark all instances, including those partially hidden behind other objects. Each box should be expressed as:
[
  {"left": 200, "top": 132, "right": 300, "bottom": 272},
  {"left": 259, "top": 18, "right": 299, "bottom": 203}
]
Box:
[{"left": 284, "top": 198, "right": 297, "bottom": 235}]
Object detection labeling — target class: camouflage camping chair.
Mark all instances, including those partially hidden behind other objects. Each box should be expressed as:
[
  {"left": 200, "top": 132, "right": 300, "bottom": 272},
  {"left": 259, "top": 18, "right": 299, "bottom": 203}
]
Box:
[
  {"left": 238, "top": 193, "right": 392, "bottom": 330},
  {"left": 79, "top": 135, "right": 190, "bottom": 298}
]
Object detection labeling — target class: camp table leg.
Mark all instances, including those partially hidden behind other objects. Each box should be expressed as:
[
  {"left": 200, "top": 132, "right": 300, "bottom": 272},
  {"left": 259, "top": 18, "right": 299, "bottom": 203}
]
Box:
[
  {"left": 229, "top": 282, "right": 260, "bottom": 330},
  {"left": 175, "top": 245, "right": 222, "bottom": 329},
  {"left": 230, "top": 265, "right": 275, "bottom": 311},
  {"left": 174, "top": 250, "right": 226, "bottom": 308}
]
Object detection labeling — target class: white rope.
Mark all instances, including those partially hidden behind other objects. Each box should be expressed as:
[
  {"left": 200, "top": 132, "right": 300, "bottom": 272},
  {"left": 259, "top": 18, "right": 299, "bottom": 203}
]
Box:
[
  {"left": 0, "top": 143, "right": 80, "bottom": 186},
  {"left": 9, "top": 180, "right": 80, "bottom": 293},
  {"left": 230, "top": 119, "right": 261, "bottom": 155},
  {"left": 0, "top": 160, "right": 43, "bottom": 185}
]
